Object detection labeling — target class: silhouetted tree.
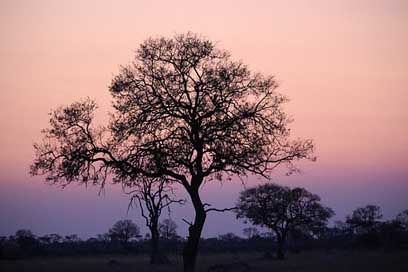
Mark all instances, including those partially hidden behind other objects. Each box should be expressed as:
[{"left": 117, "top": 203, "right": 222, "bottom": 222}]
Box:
[
  {"left": 15, "top": 230, "right": 35, "bottom": 241},
  {"left": 30, "top": 33, "right": 314, "bottom": 272},
  {"left": 346, "top": 205, "right": 383, "bottom": 235},
  {"left": 108, "top": 219, "right": 140, "bottom": 249},
  {"left": 15, "top": 230, "right": 37, "bottom": 249},
  {"left": 12, "top": 229, "right": 40, "bottom": 257},
  {"left": 345, "top": 205, "right": 383, "bottom": 248},
  {"left": 129, "top": 178, "right": 183, "bottom": 263},
  {"left": 396, "top": 209, "right": 408, "bottom": 231},
  {"left": 236, "top": 183, "right": 333, "bottom": 259},
  {"left": 0, "top": 236, "right": 6, "bottom": 258},
  {"left": 378, "top": 220, "right": 404, "bottom": 251},
  {"left": 159, "top": 218, "right": 179, "bottom": 240},
  {"left": 393, "top": 210, "right": 408, "bottom": 249}
]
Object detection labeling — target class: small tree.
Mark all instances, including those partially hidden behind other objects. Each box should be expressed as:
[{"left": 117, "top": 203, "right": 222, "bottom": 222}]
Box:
[
  {"left": 395, "top": 209, "right": 408, "bottom": 231},
  {"left": 15, "top": 230, "right": 36, "bottom": 248},
  {"left": 346, "top": 205, "right": 383, "bottom": 235},
  {"left": 159, "top": 218, "right": 179, "bottom": 240},
  {"left": 236, "top": 183, "right": 333, "bottom": 259},
  {"left": 15, "top": 230, "right": 35, "bottom": 242},
  {"left": 108, "top": 219, "right": 140, "bottom": 249},
  {"left": 14, "top": 229, "right": 39, "bottom": 256},
  {"left": 345, "top": 205, "right": 384, "bottom": 248},
  {"left": 129, "top": 178, "right": 184, "bottom": 263}
]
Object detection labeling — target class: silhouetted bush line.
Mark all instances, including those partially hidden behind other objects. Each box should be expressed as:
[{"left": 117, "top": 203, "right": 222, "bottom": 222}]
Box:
[
  {"left": 0, "top": 232, "right": 272, "bottom": 259},
  {"left": 1, "top": 206, "right": 408, "bottom": 260}
]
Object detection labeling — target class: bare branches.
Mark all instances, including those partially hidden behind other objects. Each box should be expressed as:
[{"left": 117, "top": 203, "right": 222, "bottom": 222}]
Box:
[
  {"left": 202, "top": 203, "right": 237, "bottom": 213},
  {"left": 182, "top": 218, "right": 193, "bottom": 227},
  {"left": 30, "top": 32, "right": 316, "bottom": 272},
  {"left": 31, "top": 33, "right": 314, "bottom": 195},
  {"left": 205, "top": 207, "right": 237, "bottom": 213},
  {"left": 106, "top": 33, "right": 314, "bottom": 190},
  {"left": 126, "top": 177, "right": 185, "bottom": 230}
]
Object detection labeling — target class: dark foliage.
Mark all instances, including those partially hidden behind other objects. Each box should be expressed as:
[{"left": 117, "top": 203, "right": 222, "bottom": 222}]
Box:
[
  {"left": 2, "top": 205, "right": 408, "bottom": 261},
  {"left": 236, "top": 183, "right": 334, "bottom": 259},
  {"left": 108, "top": 219, "right": 141, "bottom": 248}
]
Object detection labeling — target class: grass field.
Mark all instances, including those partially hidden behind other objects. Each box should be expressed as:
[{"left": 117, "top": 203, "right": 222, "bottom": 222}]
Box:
[{"left": 1, "top": 251, "right": 407, "bottom": 272}]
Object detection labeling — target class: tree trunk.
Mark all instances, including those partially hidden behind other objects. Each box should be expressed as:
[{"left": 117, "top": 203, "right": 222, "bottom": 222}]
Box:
[
  {"left": 276, "top": 234, "right": 286, "bottom": 260},
  {"left": 149, "top": 219, "right": 170, "bottom": 264},
  {"left": 183, "top": 188, "right": 206, "bottom": 272},
  {"left": 150, "top": 227, "right": 160, "bottom": 264}
]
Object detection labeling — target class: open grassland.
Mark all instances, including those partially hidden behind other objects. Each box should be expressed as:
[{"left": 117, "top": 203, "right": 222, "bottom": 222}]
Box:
[{"left": 1, "top": 251, "right": 408, "bottom": 272}]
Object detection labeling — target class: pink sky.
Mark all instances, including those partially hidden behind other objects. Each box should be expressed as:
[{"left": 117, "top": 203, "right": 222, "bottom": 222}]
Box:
[{"left": 0, "top": 0, "right": 407, "bottom": 238}]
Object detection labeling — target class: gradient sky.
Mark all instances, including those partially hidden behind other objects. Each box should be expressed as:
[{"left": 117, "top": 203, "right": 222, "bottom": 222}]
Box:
[{"left": 0, "top": 0, "right": 407, "bottom": 239}]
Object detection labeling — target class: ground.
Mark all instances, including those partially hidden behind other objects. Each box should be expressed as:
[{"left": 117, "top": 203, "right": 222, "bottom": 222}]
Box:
[{"left": 1, "top": 251, "right": 407, "bottom": 272}]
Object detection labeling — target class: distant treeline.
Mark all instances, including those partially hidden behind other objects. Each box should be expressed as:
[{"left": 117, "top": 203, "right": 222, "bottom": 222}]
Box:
[{"left": 1, "top": 204, "right": 408, "bottom": 260}]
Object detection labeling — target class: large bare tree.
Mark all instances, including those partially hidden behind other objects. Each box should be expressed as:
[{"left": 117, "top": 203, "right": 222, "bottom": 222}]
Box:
[{"left": 30, "top": 33, "right": 314, "bottom": 272}]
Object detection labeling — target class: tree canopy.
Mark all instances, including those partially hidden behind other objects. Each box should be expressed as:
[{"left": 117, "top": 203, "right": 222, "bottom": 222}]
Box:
[
  {"left": 346, "top": 204, "right": 383, "bottom": 234},
  {"left": 108, "top": 219, "right": 140, "bottom": 245},
  {"left": 30, "top": 33, "right": 314, "bottom": 187},
  {"left": 236, "top": 183, "right": 334, "bottom": 259}
]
